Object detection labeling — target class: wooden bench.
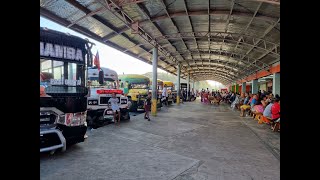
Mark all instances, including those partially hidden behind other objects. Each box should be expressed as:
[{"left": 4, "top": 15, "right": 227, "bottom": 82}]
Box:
[
  {"left": 262, "top": 116, "right": 272, "bottom": 124},
  {"left": 254, "top": 112, "right": 263, "bottom": 122},
  {"left": 209, "top": 97, "right": 221, "bottom": 105},
  {"left": 271, "top": 118, "right": 280, "bottom": 132}
]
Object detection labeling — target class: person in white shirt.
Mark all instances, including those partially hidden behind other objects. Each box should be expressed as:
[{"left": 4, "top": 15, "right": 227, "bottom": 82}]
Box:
[
  {"left": 162, "top": 84, "right": 168, "bottom": 106},
  {"left": 108, "top": 93, "right": 121, "bottom": 124}
]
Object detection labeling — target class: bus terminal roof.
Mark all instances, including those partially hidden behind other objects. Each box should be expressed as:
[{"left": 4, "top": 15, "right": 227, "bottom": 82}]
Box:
[{"left": 40, "top": 0, "right": 279, "bottom": 85}]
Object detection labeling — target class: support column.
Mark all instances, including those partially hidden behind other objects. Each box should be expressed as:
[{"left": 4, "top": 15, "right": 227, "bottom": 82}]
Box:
[
  {"left": 273, "top": 72, "right": 280, "bottom": 96},
  {"left": 235, "top": 84, "right": 239, "bottom": 93},
  {"left": 252, "top": 79, "right": 258, "bottom": 94},
  {"left": 187, "top": 73, "right": 190, "bottom": 100},
  {"left": 176, "top": 63, "right": 181, "bottom": 105},
  {"left": 192, "top": 80, "right": 195, "bottom": 97},
  {"left": 151, "top": 47, "right": 158, "bottom": 116},
  {"left": 242, "top": 82, "right": 246, "bottom": 93}
]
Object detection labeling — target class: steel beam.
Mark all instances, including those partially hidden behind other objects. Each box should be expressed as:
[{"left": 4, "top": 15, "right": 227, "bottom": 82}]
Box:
[
  {"left": 194, "top": 76, "right": 228, "bottom": 84},
  {"left": 192, "top": 73, "right": 233, "bottom": 82},
  {"left": 174, "top": 50, "right": 260, "bottom": 70},
  {"left": 239, "top": 18, "right": 280, "bottom": 78},
  {"left": 253, "top": 0, "right": 280, "bottom": 5},
  {"left": 225, "top": 2, "right": 263, "bottom": 75},
  {"left": 155, "top": 32, "right": 279, "bottom": 56},
  {"left": 190, "top": 72, "right": 237, "bottom": 82},
  {"left": 157, "top": 0, "right": 192, "bottom": 73},
  {"left": 95, "top": 0, "right": 180, "bottom": 73},
  {"left": 155, "top": 32, "right": 279, "bottom": 48},
  {"left": 138, "top": 10, "right": 278, "bottom": 25},
  {"left": 135, "top": 2, "right": 188, "bottom": 71},
  {"left": 102, "top": 25, "right": 129, "bottom": 41}
]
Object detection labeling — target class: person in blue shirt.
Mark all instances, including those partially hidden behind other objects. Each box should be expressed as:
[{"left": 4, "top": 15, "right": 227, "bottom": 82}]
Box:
[
  {"left": 251, "top": 94, "right": 257, "bottom": 107},
  {"left": 243, "top": 93, "right": 249, "bottom": 105},
  {"left": 249, "top": 94, "right": 257, "bottom": 116},
  {"left": 263, "top": 99, "right": 274, "bottom": 119}
]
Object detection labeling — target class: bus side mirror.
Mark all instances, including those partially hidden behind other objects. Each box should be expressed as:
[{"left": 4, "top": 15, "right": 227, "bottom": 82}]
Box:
[{"left": 98, "top": 70, "right": 104, "bottom": 85}]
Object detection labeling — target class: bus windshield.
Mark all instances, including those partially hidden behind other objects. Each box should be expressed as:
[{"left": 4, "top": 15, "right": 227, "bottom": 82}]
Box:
[
  {"left": 40, "top": 59, "right": 86, "bottom": 94},
  {"left": 89, "top": 79, "right": 116, "bottom": 89},
  {"left": 130, "top": 83, "right": 148, "bottom": 89}
]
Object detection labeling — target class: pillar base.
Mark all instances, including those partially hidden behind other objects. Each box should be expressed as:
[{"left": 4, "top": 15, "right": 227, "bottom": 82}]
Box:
[
  {"left": 151, "top": 98, "right": 157, "bottom": 116},
  {"left": 176, "top": 96, "right": 180, "bottom": 105}
]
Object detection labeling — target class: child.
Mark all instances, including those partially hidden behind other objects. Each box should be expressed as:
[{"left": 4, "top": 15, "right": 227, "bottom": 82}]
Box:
[
  {"left": 108, "top": 92, "right": 121, "bottom": 124},
  {"left": 144, "top": 92, "right": 151, "bottom": 121}
]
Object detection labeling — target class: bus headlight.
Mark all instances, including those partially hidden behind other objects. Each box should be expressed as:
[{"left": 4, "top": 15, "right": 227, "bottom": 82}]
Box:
[{"left": 58, "top": 111, "right": 87, "bottom": 126}]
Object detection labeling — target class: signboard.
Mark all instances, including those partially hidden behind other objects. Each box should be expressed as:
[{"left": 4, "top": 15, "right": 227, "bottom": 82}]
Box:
[
  {"left": 40, "top": 28, "right": 87, "bottom": 63},
  {"left": 180, "top": 83, "right": 187, "bottom": 88},
  {"left": 40, "top": 42, "right": 83, "bottom": 62}
]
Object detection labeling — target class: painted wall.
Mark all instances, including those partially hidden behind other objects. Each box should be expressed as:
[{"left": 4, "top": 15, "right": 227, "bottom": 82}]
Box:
[{"left": 259, "top": 83, "right": 267, "bottom": 91}]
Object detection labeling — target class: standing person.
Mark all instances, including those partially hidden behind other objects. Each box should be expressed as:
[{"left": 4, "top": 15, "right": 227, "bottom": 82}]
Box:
[
  {"left": 108, "top": 92, "right": 121, "bottom": 125},
  {"left": 162, "top": 84, "right": 168, "bottom": 106},
  {"left": 180, "top": 88, "right": 184, "bottom": 103},
  {"left": 144, "top": 92, "right": 151, "bottom": 121}
]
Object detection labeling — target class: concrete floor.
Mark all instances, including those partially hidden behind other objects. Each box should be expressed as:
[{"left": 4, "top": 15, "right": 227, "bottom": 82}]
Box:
[{"left": 40, "top": 100, "right": 280, "bottom": 180}]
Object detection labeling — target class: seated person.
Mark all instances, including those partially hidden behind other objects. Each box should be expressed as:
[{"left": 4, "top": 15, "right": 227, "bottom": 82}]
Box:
[
  {"left": 236, "top": 93, "right": 245, "bottom": 109},
  {"left": 226, "top": 92, "right": 232, "bottom": 102},
  {"left": 265, "top": 93, "right": 273, "bottom": 104},
  {"left": 240, "top": 93, "right": 251, "bottom": 116},
  {"left": 202, "top": 92, "right": 209, "bottom": 103},
  {"left": 253, "top": 101, "right": 264, "bottom": 115},
  {"left": 249, "top": 94, "right": 258, "bottom": 116},
  {"left": 229, "top": 93, "right": 236, "bottom": 104},
  {"left": 271, "top": 98, "right": 280, "bottom": 122},
  {"left": 231, "top": 93, "right": 240, "bottom": 109},
  {"left": 263, "top": 99, "right": 273, "bottom": 122},
  {"left": 261, "top": 95, "right": 268, "bottom": 107}
]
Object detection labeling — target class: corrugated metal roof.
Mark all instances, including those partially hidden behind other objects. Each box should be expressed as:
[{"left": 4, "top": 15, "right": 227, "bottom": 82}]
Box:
[{"left": 40, "top": 0, "right": 280, "bottom": 85}]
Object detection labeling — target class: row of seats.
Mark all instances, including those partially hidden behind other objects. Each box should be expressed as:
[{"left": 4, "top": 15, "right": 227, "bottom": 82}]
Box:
[{"left": 247, "top": 110, "right": 280, "bottom": 132}]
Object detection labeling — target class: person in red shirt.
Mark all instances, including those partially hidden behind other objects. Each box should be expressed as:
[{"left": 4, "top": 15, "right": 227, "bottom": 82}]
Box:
[{"left": 271, "top": 98, "right": 280, "bottom": 120}]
